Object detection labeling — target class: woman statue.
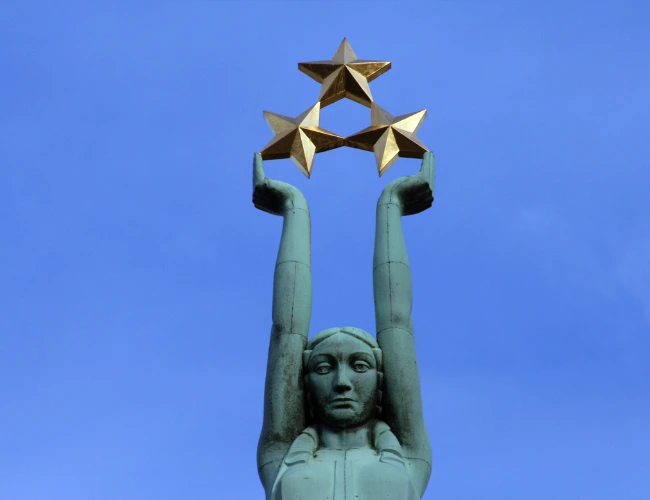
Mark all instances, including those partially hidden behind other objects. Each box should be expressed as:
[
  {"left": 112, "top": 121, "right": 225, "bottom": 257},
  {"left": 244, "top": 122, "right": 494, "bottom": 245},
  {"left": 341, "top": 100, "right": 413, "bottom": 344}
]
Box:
[{"left": 253, "top": 151, "right": 434, "bottom": 500}]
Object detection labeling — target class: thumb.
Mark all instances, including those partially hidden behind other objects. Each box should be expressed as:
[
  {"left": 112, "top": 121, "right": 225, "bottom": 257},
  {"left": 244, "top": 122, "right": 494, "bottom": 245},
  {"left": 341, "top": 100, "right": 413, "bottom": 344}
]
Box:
[
  {"left": 420, "top": 152, "right": 435, "bottom": 186},
  {"left": 253, "top": 153, "right": 266, "bottom": 188}
]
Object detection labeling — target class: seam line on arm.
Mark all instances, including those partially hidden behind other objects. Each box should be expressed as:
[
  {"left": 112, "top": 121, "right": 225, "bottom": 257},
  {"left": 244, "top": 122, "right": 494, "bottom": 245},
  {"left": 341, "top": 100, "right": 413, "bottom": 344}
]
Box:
[
  {"left": 271, "top": 331, "right": 309, "bottom": 341},
  {"left": 258, "top": 457, "right": 283, "bottom": 473},
  {"left": 376, "top": 325, "right": 414, "bottom": 338},
  {"left": 404, "top": 456, "right": 432, "bottom": 469},
  {"left": 373, "top": 260, "right": 411, "bottom": 272},
  {"left": 284, "top": 206, "right": 309, "bottom": 215},
  {"left": 275, "top": 260, "right": 311, "bottom": 270}
]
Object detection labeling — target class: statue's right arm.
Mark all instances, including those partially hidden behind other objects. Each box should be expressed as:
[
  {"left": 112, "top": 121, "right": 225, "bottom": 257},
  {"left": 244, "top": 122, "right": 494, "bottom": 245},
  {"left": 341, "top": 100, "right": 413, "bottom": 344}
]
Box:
[{"left": 252, "top": 154, "right": 312, "bottom": 494}]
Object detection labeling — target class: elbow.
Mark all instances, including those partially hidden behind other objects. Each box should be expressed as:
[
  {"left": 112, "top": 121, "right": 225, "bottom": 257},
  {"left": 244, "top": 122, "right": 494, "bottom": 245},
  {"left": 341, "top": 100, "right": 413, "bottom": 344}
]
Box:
[
  {"left": 375, "top": 309, "right": 412, "bottom": 334},
  {"left": 271, "top": 318, "right": 310, "bottom": 339},
  {"left": 389, "top": 310, "right": 411, "bottom": 329},
  {"left": 388, "top": 314, "right": 411, "bottom": 331}
]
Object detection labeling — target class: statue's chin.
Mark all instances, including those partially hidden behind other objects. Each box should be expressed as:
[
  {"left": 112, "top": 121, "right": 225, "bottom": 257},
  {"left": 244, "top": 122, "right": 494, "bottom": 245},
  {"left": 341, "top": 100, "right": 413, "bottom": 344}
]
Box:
[{"left": 320, "top": 408, "right": 373, "bottom": 430}]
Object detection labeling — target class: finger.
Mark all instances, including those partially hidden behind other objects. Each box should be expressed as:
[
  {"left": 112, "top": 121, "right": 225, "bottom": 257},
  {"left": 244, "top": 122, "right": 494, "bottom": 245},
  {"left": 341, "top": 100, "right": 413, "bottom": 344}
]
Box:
[
  {"left": 409, "top": 185, "right": 433, "bottom": 203},
  {"left": 253, "top": 153, "right": 266, "bottom": 188},
  {"left": 401, "top": 186, "right": 432, "bottom": 210},
  {"left": 403, "top": 194, "right": 433, "bottom": 216},
  {"left": 403, "top": 200, "right": 433, "bottom": 215}
]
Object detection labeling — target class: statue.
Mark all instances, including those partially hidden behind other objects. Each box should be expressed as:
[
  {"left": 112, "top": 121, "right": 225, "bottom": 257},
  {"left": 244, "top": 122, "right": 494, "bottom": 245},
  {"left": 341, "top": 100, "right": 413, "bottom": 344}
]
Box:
[{"left": 253, "top": 40, "right": 435, "bottom": 500}]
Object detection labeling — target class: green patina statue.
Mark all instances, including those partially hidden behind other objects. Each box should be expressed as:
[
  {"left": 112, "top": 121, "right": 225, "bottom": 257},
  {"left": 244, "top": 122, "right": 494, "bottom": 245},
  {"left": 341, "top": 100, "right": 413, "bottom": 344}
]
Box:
[{"left": 253, "top": 151, "right": 435, "bottom": 500}]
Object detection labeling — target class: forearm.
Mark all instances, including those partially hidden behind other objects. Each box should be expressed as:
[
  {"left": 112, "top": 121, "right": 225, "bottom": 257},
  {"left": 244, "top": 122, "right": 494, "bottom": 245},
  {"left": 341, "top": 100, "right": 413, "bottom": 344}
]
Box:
[
  {"left": 373, "top": 194, "right": 413, "bottom": 335},
  {"left": 373, "top": 195, "right": 429, "bottom": 457},
  {"left": 272, "top": 193, "right": 312, "bottom": 338},
  {"left": 259, "top": 194, "right": 312, "bottom": 478}
]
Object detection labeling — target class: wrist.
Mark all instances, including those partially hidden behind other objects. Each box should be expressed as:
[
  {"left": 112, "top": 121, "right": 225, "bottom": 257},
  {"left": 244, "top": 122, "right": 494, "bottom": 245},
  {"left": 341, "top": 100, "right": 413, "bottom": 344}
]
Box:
[
  {"left": 377, "top": 190, "right": 403, "bottom": 211},
  {"left": 283, "top": 191, "right": 308, "bottom": 213}
]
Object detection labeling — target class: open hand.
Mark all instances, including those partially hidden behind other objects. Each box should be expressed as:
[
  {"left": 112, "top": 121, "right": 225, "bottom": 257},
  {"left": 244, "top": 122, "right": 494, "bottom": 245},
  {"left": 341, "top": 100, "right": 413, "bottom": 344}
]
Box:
[
  {"left": 378, "top": 152, "right": 435, "bottom": 216},
  {"left": 252, "top": 153, "right": 307, "bottom": 215}
]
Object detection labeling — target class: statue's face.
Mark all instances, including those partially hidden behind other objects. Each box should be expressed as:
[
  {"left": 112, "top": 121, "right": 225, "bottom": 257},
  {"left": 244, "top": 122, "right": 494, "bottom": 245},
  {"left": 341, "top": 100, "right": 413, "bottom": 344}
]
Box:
[{"left": 306, "top": 333, "right": 378, "bottom": 429}]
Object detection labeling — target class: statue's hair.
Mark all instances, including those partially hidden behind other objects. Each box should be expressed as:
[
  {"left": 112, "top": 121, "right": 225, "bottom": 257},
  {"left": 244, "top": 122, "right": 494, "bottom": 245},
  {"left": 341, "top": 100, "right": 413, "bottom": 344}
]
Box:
[
  {"left": 306, "top": 326, "right": 378, "bottom": 349},
  {"left": 302, "top": 326, "right": 384, "bottom": 421}
]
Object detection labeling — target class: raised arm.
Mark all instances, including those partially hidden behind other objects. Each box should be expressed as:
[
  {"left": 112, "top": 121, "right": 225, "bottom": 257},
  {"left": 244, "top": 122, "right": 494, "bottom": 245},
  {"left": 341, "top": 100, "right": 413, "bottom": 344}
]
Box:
[
  {"left": 373, "top": 152, "right": 434, "bottom": 494},
  {"left": 252, "top": 154, "right": 312, "bottom": 494}
]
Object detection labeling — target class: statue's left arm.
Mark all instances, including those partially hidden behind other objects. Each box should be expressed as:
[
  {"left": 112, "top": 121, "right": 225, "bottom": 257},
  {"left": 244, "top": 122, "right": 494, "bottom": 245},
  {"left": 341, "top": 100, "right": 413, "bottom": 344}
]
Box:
[{"left": 373, "top": 152, "right": 434, "bottom": 495}]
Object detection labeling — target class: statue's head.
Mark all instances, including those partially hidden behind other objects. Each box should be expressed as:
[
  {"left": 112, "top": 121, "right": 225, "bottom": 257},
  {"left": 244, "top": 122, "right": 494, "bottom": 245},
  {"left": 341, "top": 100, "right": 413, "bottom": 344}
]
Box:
[{"left": 303, "top": 327, "right": 383, "bottom": 429}]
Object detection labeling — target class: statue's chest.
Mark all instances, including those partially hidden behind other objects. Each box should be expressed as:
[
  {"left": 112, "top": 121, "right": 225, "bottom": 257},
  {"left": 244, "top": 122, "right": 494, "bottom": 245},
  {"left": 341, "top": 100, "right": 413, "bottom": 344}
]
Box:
[{"left": 275, "top": 448, "right": 418, "bottom": 500}]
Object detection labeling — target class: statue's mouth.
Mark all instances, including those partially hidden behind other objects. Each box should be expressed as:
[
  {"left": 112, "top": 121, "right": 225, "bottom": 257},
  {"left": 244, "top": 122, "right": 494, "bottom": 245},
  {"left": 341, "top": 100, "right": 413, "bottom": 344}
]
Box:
[{"left": 330, "top": 398, "right": 355, "bottom": 408}]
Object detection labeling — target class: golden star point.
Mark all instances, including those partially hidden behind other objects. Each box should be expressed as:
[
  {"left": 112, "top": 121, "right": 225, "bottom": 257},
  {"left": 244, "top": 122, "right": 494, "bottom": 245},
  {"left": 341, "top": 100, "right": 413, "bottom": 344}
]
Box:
[
  {"left": 332, "top": 37, "right": 358, "bottom": 64},
  {"left": 298, "top": 38, "right": 391, "bottom": 108},
  {"left": 259, "top": 103, "right": 344, "bottom": 178}
]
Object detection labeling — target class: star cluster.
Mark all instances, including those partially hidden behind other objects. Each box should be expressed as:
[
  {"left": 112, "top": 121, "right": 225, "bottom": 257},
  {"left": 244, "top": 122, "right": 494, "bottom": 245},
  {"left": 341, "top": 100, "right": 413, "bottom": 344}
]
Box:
[{"left": 260, "top": 38, "right": 429, "bottom": 177}]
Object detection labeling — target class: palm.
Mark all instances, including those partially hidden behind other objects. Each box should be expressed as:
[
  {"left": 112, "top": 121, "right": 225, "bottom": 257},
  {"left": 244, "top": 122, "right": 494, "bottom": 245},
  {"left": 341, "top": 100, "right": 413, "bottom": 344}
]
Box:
[
  {"left": 252, "top": 153, "right": 305, "bottom": 215},
  {"left": 381, "top": 152, "right": 435, "bottom": 216}
]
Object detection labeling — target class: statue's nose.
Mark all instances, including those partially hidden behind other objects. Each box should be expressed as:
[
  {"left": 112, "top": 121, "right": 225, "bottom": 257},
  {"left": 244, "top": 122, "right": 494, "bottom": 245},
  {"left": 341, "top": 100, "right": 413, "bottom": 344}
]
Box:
[{"left": 334, "top": 367, "right": 352, "bottom": 392}]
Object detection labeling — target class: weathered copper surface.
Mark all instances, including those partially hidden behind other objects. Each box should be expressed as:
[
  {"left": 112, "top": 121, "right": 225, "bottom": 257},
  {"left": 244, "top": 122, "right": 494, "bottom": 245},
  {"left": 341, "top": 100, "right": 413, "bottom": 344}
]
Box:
[{"left": 253, "top": 152, "right": 435, "bottom": 499}]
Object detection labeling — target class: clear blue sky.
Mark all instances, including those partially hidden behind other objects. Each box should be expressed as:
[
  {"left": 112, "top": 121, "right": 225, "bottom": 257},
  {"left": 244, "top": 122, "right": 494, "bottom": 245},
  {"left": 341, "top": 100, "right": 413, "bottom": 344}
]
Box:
[{"left": 1, "top": 1, "right": 649, "bottom": 498}]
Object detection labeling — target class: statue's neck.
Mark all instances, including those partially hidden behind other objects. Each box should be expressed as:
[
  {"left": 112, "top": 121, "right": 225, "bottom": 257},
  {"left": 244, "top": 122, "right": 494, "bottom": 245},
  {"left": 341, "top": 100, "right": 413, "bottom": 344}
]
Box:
[{"left": 318, "top": 423, "right": 372, "bottom": 450}]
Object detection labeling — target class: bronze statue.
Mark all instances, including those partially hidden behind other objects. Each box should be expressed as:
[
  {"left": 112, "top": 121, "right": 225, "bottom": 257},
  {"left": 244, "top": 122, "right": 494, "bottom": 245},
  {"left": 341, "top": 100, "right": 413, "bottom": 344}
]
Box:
[{"left": 253, "top": 150, "right": 435, "bottom": 500}]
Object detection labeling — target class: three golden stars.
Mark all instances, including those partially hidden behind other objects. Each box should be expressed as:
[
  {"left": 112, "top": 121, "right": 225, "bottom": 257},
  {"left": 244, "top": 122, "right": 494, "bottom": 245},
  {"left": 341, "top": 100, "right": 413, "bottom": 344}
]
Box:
[{"left": 259, "top": 38, "right": 429, "bottom": 177}]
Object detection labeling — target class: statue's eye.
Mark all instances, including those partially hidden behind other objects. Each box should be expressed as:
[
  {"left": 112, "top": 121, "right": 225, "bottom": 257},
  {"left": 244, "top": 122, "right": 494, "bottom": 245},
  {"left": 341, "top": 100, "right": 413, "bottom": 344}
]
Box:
[
  {"left": 314, "top": 364, "right": 332, "bottom": 375},
  {"left": 352, "top": 362, "right": 370, "bottom": 373}
]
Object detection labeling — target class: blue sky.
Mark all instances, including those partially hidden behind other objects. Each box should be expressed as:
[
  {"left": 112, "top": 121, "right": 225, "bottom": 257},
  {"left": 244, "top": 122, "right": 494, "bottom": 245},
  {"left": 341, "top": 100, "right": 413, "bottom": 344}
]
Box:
[{"left": 1, "top": 1, "right": 649, "bottom": 498}]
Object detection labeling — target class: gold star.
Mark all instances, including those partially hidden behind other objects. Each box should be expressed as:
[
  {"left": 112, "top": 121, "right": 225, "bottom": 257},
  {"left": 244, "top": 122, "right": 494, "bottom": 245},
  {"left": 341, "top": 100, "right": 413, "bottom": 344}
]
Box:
[
  {"left": 259, "top": 102, "right": 344, "bottom": 178},
  {"left": 346, "top": 103, "right": 428, "bottom": 176},
  {"left": 298, "top": 38, "right": 391, "bottom": 108}
]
